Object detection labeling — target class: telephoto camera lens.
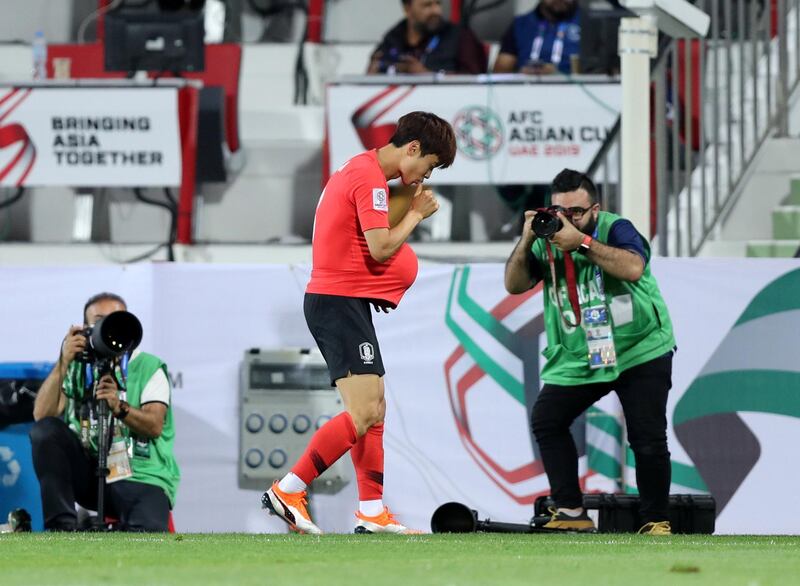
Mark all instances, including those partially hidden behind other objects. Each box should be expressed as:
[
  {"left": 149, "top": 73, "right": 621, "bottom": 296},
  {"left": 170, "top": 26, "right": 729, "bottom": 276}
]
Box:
[{"left": 531, "top": 210, "right": 563, "bottom": 239}]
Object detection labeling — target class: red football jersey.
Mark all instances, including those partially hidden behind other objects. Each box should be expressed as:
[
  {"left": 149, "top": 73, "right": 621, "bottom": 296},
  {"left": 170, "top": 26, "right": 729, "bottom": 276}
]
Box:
[{"left": 306, "top": 150, "right": 418, "bottom": 306}]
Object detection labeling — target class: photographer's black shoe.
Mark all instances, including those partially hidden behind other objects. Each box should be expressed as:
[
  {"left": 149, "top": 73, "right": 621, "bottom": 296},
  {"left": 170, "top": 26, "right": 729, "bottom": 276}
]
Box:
[{"left": 540, "top": 507, "right": 596, "bottom": 532}]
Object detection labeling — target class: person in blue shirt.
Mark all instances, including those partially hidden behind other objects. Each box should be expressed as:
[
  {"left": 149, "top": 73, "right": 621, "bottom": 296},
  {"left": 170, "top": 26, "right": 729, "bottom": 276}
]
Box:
[{"left": 493, "top": 0, "right": 581, "bottom": 75}]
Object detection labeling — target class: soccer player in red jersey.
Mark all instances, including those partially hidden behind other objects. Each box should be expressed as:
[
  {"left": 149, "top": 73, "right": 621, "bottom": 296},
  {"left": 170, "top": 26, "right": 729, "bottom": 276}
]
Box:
[{"left": 262, "top": 111, "right": 456, "bottom": 534}]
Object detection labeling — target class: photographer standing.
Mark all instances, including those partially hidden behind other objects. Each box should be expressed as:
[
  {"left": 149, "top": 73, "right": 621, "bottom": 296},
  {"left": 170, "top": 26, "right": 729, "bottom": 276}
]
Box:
[
  {"left": 30, "top": 293, "right": 179, "bottom": 532},
  {"left": 504, "top": 169, "right": 676, "bottom": 535}
]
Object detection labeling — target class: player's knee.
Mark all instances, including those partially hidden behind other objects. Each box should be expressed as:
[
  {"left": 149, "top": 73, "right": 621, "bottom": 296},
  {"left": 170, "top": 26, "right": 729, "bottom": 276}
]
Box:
[
  {"left": 349, "top": 403, "right": 383, "bottom": 436},
  {"left": 363, "top": 406, "right": 383, "bottom": 430},
  {"left": 376, "top": 398, "right": 386, "bottom": 422}
]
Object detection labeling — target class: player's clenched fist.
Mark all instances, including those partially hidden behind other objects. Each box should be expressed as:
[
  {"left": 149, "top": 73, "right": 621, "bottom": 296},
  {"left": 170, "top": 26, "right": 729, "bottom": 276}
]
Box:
[{"left": 410, "top": 182, "right": 439, "bottom": 219}]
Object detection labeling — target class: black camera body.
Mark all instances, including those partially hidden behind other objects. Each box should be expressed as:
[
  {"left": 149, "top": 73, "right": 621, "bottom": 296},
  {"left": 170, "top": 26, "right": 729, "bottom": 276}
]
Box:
[
  {"left": 78, "top": 326, "right": 97, "bottom": 364},
  {"left": 532, "top": 206, "right": 575, "bottom": 239}
]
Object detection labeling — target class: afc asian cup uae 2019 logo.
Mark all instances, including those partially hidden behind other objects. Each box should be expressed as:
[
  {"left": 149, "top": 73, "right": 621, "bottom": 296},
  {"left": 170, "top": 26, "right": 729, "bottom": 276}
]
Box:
[
  {"left": 452, "top": 106, "right": 504, "bottom": 161},
  {"left": 443, "top": 266, "right": 551, "bottom": 504}
]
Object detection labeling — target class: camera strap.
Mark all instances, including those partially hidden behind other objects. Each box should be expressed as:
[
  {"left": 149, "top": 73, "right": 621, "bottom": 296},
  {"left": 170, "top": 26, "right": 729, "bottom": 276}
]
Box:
[
  {"left": 545, "top": 240, "right": 581, "bottom": 328},
  {"left": 420, "top": 34, "right": 441, "bottom": 66},
  {"left": 82, "top": 363, "right": 94, "bottom": 398},
  {"left": 118, "top": 352, "right": 130, "bottom": 391}
]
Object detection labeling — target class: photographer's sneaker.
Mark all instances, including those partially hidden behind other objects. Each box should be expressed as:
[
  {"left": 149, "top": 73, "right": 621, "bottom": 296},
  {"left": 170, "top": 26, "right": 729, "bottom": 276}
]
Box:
[
  {"left": 261, "top": 481, "right": 322, "bottom": 535},
  {"left": 638, "top": 521, "right": 672, "bottom": 535},
  {"left": 540, "top": 507, "right": 596, "bottom": 532},
  {"left": 354, "top": 507, "right": 422, "bottom": 534}
]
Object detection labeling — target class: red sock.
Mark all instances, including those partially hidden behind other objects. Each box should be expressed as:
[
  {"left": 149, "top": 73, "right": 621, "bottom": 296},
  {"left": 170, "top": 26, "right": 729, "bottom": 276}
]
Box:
[
  {"left": 291, "top": 412, "right": 358, "bottom": 485},
  {"left": 350, "top": 422, "right": 384, "bottom": 501}
]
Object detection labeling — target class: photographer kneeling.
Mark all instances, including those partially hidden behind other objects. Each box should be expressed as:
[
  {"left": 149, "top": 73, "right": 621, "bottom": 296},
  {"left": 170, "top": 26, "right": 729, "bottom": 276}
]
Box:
[
  {"left": 30, "top": 293, "right": 179, "bottom": 532},
  {"left": 504, "top": 170, "right": 676, "bottom": 535}
]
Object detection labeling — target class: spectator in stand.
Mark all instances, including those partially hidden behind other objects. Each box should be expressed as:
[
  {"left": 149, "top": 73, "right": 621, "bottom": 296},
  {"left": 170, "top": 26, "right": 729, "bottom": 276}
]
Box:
[
  {"left": 493, "top": 0, "right": 581, "bottom": 75},
  {"left": 491, "top": 0, "right": 582, "bottom": 238},
  {"left": 368, "top": 0, "right": 487, "bottom": 75}
]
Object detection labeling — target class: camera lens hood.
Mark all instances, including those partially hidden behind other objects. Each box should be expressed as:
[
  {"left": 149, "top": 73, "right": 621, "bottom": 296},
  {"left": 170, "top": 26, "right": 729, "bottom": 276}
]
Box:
[{"left": 90, "top": 311, "right": 143, "bottom": 359}]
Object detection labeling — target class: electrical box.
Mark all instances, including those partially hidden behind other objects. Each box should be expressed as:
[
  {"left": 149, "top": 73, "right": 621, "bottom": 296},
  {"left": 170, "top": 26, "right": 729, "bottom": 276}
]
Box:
[{"left": 238, "top": 348, "right": 349, "bottom": 494}]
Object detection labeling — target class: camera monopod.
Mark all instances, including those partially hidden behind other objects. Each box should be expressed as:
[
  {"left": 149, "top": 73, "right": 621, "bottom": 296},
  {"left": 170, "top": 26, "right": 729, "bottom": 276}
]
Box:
[
  {"left": 86, "top": 311, "right": 143, "bottom": 531},
  {"left": 431, "top": 502, "right": 546, "bottom": 534}
]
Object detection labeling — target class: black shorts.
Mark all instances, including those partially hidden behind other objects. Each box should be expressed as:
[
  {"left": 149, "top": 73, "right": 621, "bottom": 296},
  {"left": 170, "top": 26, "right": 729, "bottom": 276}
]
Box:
[{"left": 304, "top": 293, "right": 386, "bottom": 385}]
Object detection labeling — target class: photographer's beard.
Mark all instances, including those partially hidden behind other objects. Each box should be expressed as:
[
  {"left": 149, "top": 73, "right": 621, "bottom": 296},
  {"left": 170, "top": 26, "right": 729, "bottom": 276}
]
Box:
[{"left": 579, "top": 213, "right": 598, "bottom": 236}]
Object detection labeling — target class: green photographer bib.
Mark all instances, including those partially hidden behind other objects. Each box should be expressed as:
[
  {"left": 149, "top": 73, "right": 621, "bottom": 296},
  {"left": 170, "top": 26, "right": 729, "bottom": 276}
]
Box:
[
  {"left": 63, "top": 352, "right": 180, "bottom": 506},
  {"left": 531, "top": 211, "right": 675, "bottom": 386}
]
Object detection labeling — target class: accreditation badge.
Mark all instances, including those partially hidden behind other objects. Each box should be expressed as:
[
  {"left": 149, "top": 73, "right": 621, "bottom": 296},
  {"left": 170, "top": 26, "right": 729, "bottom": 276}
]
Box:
[
  {"left": 106, "top": 438, "right": 134, "bottom": 483},
  {"left": 583, "top": 305, "right": 617, "bottom": 369}
]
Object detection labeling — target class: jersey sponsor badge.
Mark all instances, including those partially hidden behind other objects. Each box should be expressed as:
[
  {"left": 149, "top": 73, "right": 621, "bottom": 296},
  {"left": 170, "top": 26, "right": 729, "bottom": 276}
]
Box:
[{"left": 372, "top": 188, "right": 388, "bottom": 212}]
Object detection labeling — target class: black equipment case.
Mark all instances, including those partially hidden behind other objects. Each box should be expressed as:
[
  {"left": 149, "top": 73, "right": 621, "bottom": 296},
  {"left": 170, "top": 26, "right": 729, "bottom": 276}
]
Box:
[{"left": 534, "top": 493, "right": 716, "bottom": 534}]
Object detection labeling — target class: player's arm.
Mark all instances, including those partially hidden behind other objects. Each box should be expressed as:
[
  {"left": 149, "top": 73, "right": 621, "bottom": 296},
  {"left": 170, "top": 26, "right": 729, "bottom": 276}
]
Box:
[
  {"left": 364, "top": 183, "right": 438, "bottom": 263},
  {"left": 504, "top": 210, "right": 541, "bottom": 293}
]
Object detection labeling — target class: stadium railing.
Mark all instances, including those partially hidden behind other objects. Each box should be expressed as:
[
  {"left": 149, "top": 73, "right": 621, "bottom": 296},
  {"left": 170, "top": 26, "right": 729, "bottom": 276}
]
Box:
[{"left": 587, "top": 0, "right": 800, "bottom": 256}]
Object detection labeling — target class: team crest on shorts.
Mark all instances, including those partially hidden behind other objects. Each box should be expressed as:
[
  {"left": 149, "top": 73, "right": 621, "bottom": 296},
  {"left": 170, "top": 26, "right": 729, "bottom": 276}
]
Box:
[{"left": 359, "top": 342, "right": 375, "bottom": 364}]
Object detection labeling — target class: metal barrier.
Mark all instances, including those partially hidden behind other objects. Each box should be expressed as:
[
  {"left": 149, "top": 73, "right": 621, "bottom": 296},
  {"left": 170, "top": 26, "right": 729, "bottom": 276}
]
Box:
[{"left": 588, "top": 0, "right": 800, "bottom": 256}]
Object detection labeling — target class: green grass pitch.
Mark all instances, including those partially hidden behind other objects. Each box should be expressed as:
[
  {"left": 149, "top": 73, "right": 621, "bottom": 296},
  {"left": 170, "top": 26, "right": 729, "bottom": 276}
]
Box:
[{"left": 2, "top": 533, "right": 799, "bottom": 586}]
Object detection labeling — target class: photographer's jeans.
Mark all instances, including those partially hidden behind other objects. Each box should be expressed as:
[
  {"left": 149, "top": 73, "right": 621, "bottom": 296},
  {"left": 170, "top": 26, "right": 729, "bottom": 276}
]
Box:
[
  {"left": 531, "top": 353, "right": 673, "bottom": 524},
  {"left": 29, "top": 417, "right": 169, "bottom": 531}
]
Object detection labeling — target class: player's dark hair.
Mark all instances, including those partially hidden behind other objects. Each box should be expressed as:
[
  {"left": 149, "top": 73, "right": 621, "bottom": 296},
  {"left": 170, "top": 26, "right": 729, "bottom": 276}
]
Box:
[
  {"left": 389, "top": 111, "right": 457, "bottom": 169},
  {"left": 550, "top": 168, "right": 599, "bottom": 204},
  {"left": 83, "top": 292, "right": 127, "bottom": 324}
]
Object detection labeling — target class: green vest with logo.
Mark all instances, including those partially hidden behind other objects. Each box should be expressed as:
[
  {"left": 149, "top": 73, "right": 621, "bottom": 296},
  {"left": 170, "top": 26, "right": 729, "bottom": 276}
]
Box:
[
  {"left": 63, "top": 352, "right": 180, "bottom": 506},
  {"left": 531, "top": 211, "right": 675, "bottom": 386}
]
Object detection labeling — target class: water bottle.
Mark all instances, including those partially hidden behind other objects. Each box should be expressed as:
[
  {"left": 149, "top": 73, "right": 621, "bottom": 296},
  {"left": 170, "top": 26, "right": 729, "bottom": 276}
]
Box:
[{"left": 32, "top": 30, "right": 47, "bottom": 80}]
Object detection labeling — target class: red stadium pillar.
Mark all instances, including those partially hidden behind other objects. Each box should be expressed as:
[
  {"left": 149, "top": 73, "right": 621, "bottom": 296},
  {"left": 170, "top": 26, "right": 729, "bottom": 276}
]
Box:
[
  {"left": 96, "top": 0, "right": 113, "bottom": 42},
  {"left": 771, "top": 0, "right": 778, "bottom": 38},
  {"left": 177, "top": 85, "right": 200, "bottom": 244},
  {"left": 307, "top": 0, "right": 325, "bottom": 42},
  {"left": 451, "top": 0, "right": 462, "bottom": 23}
]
